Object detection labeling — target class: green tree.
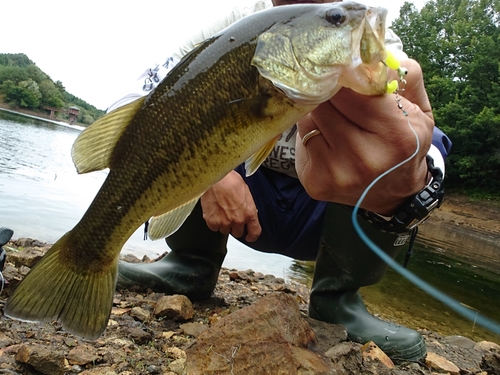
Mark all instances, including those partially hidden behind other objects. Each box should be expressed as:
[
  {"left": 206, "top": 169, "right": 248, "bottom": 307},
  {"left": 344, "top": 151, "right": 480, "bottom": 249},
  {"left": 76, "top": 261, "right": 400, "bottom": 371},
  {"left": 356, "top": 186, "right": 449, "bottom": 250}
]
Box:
[
  {"left": 0, "top": 66, "right": 30, "bottom": 84},
  {"left": 1, "top": 79, "right": 41, "bottom": 108},
  {"left": 18, "top": 78, "right": 42, "bottom": 108},
  {"left": 39, "top": 79, "right": 64, "bottom": 108},
  {"left": 392, "top": 0, "right": 500, "bottom": 193},
  {"left": 0, "top": 53, "right": 33, "bottom": 68}
]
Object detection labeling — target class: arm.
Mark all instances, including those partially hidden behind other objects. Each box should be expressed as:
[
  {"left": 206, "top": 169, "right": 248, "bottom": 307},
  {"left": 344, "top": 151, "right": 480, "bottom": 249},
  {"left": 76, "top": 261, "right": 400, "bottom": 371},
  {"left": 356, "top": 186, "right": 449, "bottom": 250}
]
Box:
[{"left": 295, "top": 59, "right": 434, "bottom": 216}]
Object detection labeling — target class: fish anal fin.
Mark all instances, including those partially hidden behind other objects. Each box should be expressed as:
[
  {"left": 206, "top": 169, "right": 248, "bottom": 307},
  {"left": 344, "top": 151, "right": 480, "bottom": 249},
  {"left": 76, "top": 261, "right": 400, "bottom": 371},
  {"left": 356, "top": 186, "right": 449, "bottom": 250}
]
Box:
[
  {"left": 148, "top": 196, "right": 201, "bottom": 240},
  {"left": 71, "top": 97, "right": 146, "bottom": 174},
  {"left": 244, "top": 135, "right": 280, "bottom": 176},
  {"left": 4, "top": 233, "right": 116, "bottom": 340}
]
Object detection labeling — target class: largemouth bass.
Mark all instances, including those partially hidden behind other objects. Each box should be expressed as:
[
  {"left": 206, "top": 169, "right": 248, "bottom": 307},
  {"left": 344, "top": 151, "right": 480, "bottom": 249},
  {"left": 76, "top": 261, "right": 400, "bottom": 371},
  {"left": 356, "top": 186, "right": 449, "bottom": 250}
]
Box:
[{"left": 5, "top": 2, "right": 390, "bottom": 339}]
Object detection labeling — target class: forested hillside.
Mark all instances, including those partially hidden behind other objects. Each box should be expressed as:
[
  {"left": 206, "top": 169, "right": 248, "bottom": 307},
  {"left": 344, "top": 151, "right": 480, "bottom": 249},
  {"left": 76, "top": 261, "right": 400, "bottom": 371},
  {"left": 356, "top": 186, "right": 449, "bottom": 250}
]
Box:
[
  {"left": 392, "top": 0, "right": 500, "bottom": 194},
  {"left": 0, "top": 53, "right": 104, "bottom": 125}
]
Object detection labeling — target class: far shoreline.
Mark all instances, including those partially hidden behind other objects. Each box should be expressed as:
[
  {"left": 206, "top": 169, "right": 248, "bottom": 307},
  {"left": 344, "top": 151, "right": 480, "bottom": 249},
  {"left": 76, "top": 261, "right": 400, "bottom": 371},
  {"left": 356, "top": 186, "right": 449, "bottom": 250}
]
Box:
[{"left": 0, "top": 105, "right": 85, "bottom": 131}]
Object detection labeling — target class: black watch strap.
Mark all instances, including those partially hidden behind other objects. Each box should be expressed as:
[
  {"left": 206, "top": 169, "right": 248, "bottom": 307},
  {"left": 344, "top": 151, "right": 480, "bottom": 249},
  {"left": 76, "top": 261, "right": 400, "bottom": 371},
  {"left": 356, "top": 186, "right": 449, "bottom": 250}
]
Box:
[{"left": 360, "top": 155, "right": 444, "bottom": 234}]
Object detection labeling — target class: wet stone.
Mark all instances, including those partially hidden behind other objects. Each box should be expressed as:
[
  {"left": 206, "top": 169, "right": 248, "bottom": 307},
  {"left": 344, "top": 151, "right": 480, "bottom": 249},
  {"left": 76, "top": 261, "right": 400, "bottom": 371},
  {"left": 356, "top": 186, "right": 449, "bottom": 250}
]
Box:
[
  {"left": 154, "top": 294, "right": 194, "bottom": 321},
  {"left": 128, "top": 327, "right": 153, "bottom": 345},
  {"left": 481, "top": 351, "right": 500, "bottom": 374},
  {"left": 66, "top": 345, "right": 99, "bottom": 366},
  {"left": 130, "top": 306, "right": 150, "bottom": 321},
  {"left": 15, "top": 344, "right": 67, "bottom": 375},
  {"left": 361, "top": 341, "right": 394, "bottom": 369},
  {"left": 179, "top": 322, "right": 209, "bottom": 337},
  {"left": 425, "top": 352, "right": 460, "bottom": 375},
  {"left": 6, "top": 247, "right": 45, "bottom": 268},
  {"left": 325, "top": 341, "right": 363, "bottom": 374},
  {"left": 474, "top": 340, "right": 500, "bottom": 352},
  {"left": 442, "top": 335, "right": 476, "bottom": 349}
]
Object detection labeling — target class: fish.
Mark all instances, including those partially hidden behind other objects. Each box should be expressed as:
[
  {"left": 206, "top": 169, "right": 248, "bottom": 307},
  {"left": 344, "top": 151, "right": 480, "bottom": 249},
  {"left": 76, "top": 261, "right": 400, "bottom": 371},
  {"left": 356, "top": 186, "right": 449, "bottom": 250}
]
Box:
[{"left": 4, "top": 2, "right": 390, "bottom": 340}]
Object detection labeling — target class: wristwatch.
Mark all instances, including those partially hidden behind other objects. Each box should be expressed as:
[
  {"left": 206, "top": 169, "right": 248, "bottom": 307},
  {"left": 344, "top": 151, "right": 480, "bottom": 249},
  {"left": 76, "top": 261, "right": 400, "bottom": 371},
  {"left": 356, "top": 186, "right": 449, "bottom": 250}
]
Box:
[{"left": 360, "top": 155, "right": 445, "bottom": 234}]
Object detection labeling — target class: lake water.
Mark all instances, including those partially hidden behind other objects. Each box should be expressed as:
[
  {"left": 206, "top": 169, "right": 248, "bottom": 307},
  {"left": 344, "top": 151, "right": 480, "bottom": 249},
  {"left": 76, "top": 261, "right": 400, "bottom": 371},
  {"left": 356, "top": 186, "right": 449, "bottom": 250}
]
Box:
[{"left": 1, "top": 110, "right": 499, "bottom": 343}]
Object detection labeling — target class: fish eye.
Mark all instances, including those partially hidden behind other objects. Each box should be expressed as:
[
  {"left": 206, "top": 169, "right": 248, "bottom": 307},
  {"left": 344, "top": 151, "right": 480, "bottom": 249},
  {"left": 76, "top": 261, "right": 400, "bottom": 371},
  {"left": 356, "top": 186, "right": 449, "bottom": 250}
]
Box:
[{"left": 326, "top": 8, "right": 346, "bottom": 26}]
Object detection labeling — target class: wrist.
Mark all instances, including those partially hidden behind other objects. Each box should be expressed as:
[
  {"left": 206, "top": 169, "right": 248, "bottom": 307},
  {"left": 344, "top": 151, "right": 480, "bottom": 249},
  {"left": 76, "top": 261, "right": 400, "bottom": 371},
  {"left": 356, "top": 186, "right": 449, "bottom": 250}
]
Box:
[{"left": 360, "top": 155, "right": 444, "bottom": 234}]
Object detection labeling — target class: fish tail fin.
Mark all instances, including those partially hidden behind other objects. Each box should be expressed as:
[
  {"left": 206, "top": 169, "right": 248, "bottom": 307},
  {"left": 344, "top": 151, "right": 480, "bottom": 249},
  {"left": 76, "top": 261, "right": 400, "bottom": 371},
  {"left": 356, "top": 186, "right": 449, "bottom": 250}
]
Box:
[{"left": 4, "top": 233, "right": 117, "bottom": 340}]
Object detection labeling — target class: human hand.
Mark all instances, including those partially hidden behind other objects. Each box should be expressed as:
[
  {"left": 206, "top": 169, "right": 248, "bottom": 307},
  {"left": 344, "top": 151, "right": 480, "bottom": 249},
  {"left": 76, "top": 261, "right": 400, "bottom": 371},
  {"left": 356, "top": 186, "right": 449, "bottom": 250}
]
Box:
[
  {"left": 200, "top": 170, "right": 262, "bottom": 242},
  {"left": 295, "top": 59, "right": 434, "bottom": 216}
]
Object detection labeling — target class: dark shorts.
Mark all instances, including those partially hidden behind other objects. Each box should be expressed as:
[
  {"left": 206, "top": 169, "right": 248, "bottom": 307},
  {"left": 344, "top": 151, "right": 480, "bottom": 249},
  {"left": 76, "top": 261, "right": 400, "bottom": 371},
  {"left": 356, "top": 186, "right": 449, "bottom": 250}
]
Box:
[{"left": 234, "top": 164, "right": 327, "bottom": 261}]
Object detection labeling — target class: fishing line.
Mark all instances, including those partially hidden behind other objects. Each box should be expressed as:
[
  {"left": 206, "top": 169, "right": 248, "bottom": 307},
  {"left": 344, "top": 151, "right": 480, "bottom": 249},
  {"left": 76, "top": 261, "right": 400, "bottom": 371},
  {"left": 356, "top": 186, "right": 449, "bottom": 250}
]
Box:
[
  {"left": 0, "top": 271, "right": 4, "bottom": 295},
  {"left": 351, "top": 77, "right": 500, "bottom": 335}
]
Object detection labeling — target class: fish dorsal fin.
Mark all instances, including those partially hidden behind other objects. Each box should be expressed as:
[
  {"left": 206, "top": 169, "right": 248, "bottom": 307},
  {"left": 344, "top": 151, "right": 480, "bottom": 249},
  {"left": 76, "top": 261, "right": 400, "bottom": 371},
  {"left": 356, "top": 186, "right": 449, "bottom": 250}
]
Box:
[
  {"left": 71, "top": 97, "right": 146, "bottom": 174},
  {"left": 244, "top": 135, "right": 280, "bottom": 177},
  {"left": 147, "top": 196, "right": 201, "bottom": 240}
]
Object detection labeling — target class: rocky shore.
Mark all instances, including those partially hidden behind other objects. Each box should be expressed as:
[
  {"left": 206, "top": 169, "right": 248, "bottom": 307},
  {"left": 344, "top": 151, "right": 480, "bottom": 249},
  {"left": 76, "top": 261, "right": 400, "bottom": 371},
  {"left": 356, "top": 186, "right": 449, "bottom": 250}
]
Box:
[{"left": 1, "top": 239, "right": 499, "bottom": 375}]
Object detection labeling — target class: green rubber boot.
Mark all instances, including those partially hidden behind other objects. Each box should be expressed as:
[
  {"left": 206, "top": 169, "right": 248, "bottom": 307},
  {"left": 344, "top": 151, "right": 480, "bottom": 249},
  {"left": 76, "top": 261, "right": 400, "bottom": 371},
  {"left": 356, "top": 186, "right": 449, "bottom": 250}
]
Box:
[
  {"left": 308, "top": 203, "right": 426, "bottom": 362},
  {"left": 117, "top": 202, "right": 227, "bottom": 300}
]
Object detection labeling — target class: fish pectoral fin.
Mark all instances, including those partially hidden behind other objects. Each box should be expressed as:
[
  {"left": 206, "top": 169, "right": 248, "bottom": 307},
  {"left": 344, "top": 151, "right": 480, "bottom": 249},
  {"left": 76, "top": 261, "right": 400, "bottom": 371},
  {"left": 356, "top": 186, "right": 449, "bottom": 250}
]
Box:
[
  {"left": 71, "top": 97, "right": 146, "bottom": 174},
  {"left": 244, "top": 135, "right": 280, "bottom": 177},
  {"left": 4, "top": 233, "right": 117, "bottom": 340},
  {"left": 148, "top": 196, "right": 202, "bottom": 240}
]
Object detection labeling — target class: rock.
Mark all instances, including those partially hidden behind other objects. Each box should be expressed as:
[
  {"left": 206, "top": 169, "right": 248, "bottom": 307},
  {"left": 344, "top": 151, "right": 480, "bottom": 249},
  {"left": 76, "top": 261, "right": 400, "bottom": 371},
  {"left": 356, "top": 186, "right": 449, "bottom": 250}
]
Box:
[
  {"left": 361, "top": 341, "right": 394, "bottom": 369},
  {"left": 0, "top": 331, "right": 14, "bottom": 347},
  {"left": 474, "top": 340, "right": 500, "bottom": 352},
  {"left": 164, "top": 346, "right": 187, "bottom": 360},
  {"left": 325, "top": 341, "right": 363, "bottom": 374},
  {"left": 154, "top": 294, "right": 194, "bottom": 321},
  {"left": 127, "top": 327, "right": 153, "bottom": 345},
  {"left": 304, "top": 317, "right": 348, "bottom": 353},
  {"left": 185, "top": 293, "right": 333, "bottom": 374},
  {"left": 66, "top": 345, "right": 99, "bottom": 365},
  {"left": 168, "top": 358, "right": 187, "bottom": 374},
  {"left": 426, "top": 334, "right": 484, "bottom": 373},
  {"left": 107, "top": 338, "right": 134, "bottom": 348},
  {"left": 180, "top": 322, "right": 209, "bottom": 337},
  {"left": 13, "top": 238, "right": 47, "bottom": 248},
  {"left": 228, "top": 270, "right": 252, "bottom": 281},
  {"left": 130, "top": 306, "right": 150, "bottom": 321},
  {"left": 120, "top": 253, "right": 143, "bottom": 263},
  {"left": 111, "top": 307, "right": 130, "bottom": 316},
  {"left": 15, "top": 344, "right": 67, "bottom": 375},
  {"left": 425, "top": 352, "right": 460, "bottom": 375},
  {"left": 79, "top": 367, "right": 118, "bottom": 375},
  {"left": 481, "top": 351, "right": 500, "bottom": 374},
  {"left": 442, "top": 335, "right": 476, "bottom": 349},
  {"left": 6, "top": 247, "right": 45, "bottom": 268}
]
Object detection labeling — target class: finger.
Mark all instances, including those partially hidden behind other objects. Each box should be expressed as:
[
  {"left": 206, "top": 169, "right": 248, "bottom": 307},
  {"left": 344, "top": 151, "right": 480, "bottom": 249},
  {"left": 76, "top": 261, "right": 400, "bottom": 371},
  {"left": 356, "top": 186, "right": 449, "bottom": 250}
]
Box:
[
  {"left": 329, "top": 89, "right": 401, "bottom": 133},
  {"left": 205, "top": 220, "right": 218, "bottom": 232},
  {"left": 206, "top": 218, "right": 232, "bottom": 235},
  {"left": 230, "top": 223, "right": 246, "bottom": 239},
  {"left": 218, "top": 225, "right": 231, "bottom": 236},
  {"left": 245, "top": 217, "right": 262, "bottom": 242}
]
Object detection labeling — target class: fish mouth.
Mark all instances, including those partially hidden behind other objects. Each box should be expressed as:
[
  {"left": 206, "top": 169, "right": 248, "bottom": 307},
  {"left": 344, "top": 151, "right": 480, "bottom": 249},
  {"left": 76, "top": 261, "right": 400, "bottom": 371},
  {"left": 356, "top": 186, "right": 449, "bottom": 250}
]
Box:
[{"left": 252, "top": 2, "right": 390, "bottom": 104}]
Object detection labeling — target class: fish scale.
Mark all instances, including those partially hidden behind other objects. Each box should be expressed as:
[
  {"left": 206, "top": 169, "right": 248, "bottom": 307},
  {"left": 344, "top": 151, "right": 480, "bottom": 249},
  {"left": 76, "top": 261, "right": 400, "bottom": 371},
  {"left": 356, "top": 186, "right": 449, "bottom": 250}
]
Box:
[{"left": 5, "top": 2, "right": 390, "bottom": 340}]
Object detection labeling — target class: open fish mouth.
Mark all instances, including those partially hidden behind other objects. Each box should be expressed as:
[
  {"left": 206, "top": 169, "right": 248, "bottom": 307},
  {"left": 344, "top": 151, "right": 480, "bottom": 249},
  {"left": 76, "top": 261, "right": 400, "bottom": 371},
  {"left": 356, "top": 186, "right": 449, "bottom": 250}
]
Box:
[{"left": 252, "top": 1, "right": 389, "bottom": 104}]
